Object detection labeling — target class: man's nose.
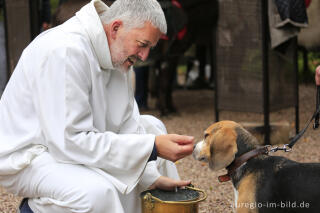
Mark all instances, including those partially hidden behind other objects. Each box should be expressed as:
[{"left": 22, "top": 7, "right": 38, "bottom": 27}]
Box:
[{"left": 138, "top": 48, "right": 150, "bottom": 61}]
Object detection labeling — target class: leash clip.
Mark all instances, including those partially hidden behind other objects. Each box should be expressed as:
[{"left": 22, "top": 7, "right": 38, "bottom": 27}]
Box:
[{"left": 266, "top": 144, "right": 292, "bottom": 153}]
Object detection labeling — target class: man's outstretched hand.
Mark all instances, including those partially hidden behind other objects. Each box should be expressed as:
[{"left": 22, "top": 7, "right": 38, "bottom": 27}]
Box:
[
  {"left": 155, "top": 134, "right": 194, "bottom": 162},
  {"left": 149, "top": 176, "right": 191, "bottom": 191}
]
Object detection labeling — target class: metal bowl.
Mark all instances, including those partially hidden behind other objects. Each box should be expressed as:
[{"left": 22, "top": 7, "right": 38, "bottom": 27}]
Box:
[
  {"left": 140, "top": 186, "right": 207, "bottom": 213},
  {"left": 141, "top": 188, "right": 200, "bottom": 202}
]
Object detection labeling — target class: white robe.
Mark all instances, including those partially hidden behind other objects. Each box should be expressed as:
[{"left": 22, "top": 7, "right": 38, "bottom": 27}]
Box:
[{"left": 0, "top": 0, "right": 177, "bottom": 207}]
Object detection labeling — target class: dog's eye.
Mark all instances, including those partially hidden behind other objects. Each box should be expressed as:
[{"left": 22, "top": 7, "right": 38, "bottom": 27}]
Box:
[{"left": 204, "top": 133, "right": 209, "bottom": 139}]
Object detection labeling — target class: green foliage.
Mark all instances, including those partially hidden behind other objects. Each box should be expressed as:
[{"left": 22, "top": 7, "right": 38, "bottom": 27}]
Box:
[
  {"left": 308, "top": 52, "right": 320, "bottom": 71},
  {"left": 298, "top": 51, "right": 320, "bottom": 83},
  {"left": 50, "top": 0, "right": 60, "bottom": 14}
]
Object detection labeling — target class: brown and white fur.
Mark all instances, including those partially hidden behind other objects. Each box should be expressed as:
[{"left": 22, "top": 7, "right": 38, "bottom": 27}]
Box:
[{"left": 193, "top": 120, "right": 320, "bottom": 213}]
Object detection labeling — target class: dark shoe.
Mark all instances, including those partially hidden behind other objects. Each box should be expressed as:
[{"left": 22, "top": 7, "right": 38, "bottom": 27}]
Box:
[{"left": 18, "top": 198, "right": 34, "bottom": 213}]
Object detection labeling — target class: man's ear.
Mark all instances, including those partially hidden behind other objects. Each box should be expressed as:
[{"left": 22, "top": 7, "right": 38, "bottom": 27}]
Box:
[{"left": 110, "top": 20, "right": 122, "bottom": 39}]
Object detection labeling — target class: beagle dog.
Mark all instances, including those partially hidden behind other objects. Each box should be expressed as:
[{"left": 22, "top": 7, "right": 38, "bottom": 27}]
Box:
[{"left": 193, "top": 120, "right": 320, "bottom": 213}]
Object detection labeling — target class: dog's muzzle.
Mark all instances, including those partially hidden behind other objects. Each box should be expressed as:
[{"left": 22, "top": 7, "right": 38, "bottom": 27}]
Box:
[{"left": 192, "top": 140, "right": 205, "bottom": 161}]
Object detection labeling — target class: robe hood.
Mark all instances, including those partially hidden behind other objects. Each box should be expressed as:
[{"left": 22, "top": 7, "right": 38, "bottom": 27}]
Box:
[{"left": 76, "top": 0, "right": 114, "bottom": 70}]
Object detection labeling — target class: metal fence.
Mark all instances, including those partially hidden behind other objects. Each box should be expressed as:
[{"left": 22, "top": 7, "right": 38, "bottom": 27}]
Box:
[{"left": 214, "top": 0, "right": 298, "bottom": 144}]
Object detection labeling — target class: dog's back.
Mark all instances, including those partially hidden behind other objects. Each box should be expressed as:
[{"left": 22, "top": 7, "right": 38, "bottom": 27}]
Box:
[
  {"left": 231, "top": 149, "right": 320, "bottom": 213},
  {"left": 253, "top": 156, "right": 320, "bottom": 212}
]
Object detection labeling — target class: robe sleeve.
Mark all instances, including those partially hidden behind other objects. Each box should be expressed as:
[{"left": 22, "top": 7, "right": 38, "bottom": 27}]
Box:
[
  {"left": 32, "top": 45, "right": 155, "bottom": 193},
  {"left": 139, "top": 161, "right": 161, "bottom": 190},
  {"left": 137, "top": 115, "right": 168, "bottom": 189}
]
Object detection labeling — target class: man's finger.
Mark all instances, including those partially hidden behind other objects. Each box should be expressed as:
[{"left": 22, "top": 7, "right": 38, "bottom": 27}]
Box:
[
  {"left": 175, "top": 180, "right": 191, "bottom": 187},
  {"left": 178, "top": 143, "right": 194, "bottom": 154},
  {"left": 171, "top": 134, "right": 194, "bottom": 144}
]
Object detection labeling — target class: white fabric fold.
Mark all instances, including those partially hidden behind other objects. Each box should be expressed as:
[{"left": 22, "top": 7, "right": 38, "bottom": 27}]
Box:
[
  {"left": 0, "top": 145, "right": 47, "bottom": 175},
  {"left": 138, "top": 161, "right": 161, "bottom": 191},
  {"left": 0, "top": 0, "right": 157, "bottom": 194}
]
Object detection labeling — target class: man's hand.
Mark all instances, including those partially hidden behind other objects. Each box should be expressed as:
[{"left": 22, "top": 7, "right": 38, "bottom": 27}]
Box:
[
  {"left": 155, "top": 134, "right": 194, "bottom": 162},
  {"left": 148, "top": 176, "right": 191, "bottom": 191},
  {"left": 315, "top": 65, "right": 320, "bottom": 86}
]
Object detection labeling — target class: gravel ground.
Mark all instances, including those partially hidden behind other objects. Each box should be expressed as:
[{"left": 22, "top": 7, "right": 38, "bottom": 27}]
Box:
[{"left": 1, "top": 84, "right": 319, "bottom": 212}]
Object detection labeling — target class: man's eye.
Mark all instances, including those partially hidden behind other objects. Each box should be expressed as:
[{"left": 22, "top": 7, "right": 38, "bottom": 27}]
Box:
[{"left": 138, "top": 41, "right": 148, "bottom": 48}]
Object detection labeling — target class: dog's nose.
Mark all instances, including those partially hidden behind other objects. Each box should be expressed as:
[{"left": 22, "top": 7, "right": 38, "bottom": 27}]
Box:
[{"left": 198, "top": 156, "right": 206, "bottom": 161}]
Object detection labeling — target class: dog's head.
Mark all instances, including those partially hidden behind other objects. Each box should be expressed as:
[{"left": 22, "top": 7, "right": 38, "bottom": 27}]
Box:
[{"left": 193, "top": 120, "right": 258, "bottom": 171}]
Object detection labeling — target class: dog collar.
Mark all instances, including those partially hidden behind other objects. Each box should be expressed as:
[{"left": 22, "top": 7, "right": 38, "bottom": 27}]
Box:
[
  {"left": 218, "top": 146, "right": 269, "bottom": 182},
  {"left": 218, "top": 174, "right": 231, "bottom": 182}
]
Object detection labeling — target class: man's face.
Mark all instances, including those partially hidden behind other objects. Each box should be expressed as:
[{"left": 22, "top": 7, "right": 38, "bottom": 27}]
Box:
[{"left": 109, "top": 21, "right": 162, "bottom": 72}]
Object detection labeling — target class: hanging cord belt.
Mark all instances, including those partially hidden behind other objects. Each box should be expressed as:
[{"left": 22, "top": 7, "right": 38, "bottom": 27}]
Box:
[{"left": 267, "top": 86, "right": 320, "bottom": 153}]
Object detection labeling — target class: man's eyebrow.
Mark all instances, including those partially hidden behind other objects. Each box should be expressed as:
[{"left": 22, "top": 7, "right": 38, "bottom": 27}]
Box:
[{"left": 141, "top": 40, "right": 156, "bottom": 47}]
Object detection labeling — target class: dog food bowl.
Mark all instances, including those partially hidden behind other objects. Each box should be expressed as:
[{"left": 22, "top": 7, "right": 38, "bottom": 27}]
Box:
[{"left": 140, "top": 186, "right": 207, "bottom": 213}]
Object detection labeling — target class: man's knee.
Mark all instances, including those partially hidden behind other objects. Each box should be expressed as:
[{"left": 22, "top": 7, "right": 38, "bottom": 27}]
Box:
[
  {"left": 75, "top": 183, "right": 123, "bottom": 213},
  {"left": 140, "top": 115, "right": 167, "bottom": 134}
]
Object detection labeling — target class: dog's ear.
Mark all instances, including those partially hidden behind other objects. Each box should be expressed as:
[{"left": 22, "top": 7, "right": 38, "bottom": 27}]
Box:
[{"left": 208, "top": 127, "right": 238, "bottom": 170}]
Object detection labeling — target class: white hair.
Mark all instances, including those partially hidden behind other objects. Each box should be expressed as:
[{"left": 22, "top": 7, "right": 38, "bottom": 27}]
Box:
[{"left": 99, "top": 0, "right": 167, "bottom": 34}]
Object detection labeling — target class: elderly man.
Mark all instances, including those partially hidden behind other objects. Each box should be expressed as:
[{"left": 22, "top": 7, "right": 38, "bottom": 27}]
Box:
[{"left": 0, "top": 0, "right": 194, "bottom": 212}]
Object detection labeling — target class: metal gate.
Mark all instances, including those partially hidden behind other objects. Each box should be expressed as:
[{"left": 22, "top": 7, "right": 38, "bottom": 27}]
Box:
[
  {"left": 214, "top": 0, "right": 299, "bottom": 144},
  {"left": 4, "top": 0, "right": 32, "bottom": 74}
]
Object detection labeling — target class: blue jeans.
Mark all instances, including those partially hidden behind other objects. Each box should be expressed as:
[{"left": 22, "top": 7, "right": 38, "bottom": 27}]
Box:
[{"left": 19, "top": 198, "right": 34, "bottom": 213}]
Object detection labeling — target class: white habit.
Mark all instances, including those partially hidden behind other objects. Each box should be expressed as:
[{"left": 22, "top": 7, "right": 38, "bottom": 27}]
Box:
[{"left": 0, "top": 0, "right": 179, "bottom": 212}]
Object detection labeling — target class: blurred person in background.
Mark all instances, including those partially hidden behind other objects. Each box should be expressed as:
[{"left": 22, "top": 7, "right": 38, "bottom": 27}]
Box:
[
  {"left": 134, "top": 60, "right": 151, "bottom": 111},
  {"left": 40, "top": 0, "right": 52, "bottom": 31}
]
